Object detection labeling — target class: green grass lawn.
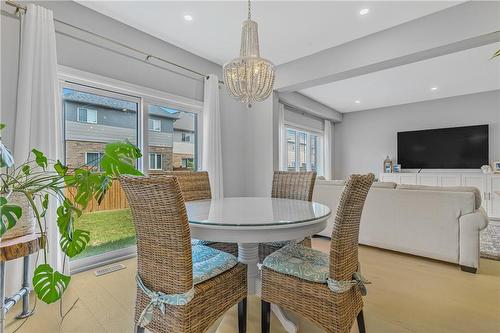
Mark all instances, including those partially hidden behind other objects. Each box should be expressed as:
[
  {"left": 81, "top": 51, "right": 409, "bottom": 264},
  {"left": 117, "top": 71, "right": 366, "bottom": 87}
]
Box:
[{"left": 72, "top": 208, "right": 136, "bottom": 260}]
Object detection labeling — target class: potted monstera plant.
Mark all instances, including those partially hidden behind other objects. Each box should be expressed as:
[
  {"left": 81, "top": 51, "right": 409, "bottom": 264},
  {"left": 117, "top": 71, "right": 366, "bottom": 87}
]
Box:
[{"left": 0, "top": 123, "right": 142, "bottom": 304}]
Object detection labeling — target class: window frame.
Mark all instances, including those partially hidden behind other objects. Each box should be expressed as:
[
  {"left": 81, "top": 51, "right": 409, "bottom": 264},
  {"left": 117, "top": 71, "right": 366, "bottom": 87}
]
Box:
[
  {"left": 59, "top": 65, "right": 203, "bottom": 176},
  {"left": 149, "top": 153, "right": 163, "bottom": 170},
  {"left": 181, "top": 157, "right": 194, "bottom": 168},
  {"left": 181, "top": 132, "right": 192, "bottom": 142},
  {"left": 84, "top": 152, "right": 103, "bottom": 171},
  {"left": 148, "top": 118, "right": 161, "bottom": 132},
  {"left": 77, "top": 107, "right": 98, "bottom": 124},
  {"left": 59, "top": 66, "right": 204, "bottom": 274},
  {"left": 284, "top": 124, "right": 324, "bottom": 175}
]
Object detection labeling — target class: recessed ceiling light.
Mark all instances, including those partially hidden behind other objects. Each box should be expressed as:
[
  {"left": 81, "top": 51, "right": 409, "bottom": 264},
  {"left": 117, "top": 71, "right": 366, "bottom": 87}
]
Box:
[
  {"left": 184, "top": 15, "right": 193, "bottom": 22},
  {"left": 431, "top": 86, "right": 438, "bottom": 91},
  {"left": 359, "top": 8, "right": 370, "bottom": 16},
  {"left": 355, "top": 100, "right": 361, "bottom": 104}
]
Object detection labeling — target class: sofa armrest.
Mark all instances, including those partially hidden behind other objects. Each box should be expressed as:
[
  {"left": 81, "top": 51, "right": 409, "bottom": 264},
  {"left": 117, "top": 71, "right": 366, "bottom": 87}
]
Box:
[
  {"left": 461, "top": 207, "right": 489, "bottom": 230},
  {"left": 458, "top": 207, "right": 490, "bottom": 271}
]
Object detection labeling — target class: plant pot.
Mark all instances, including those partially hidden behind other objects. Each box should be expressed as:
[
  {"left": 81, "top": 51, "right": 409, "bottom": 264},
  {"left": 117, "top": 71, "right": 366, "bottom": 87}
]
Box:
[{"left": 2, "top": 191, "right": 35, "bottom": 240}]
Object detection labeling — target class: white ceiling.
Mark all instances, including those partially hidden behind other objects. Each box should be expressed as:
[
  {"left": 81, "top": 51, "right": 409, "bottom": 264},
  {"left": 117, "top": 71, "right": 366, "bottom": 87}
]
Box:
[
  {"left": 300, "top": 43, "right": 500, "bottom": 113},
  {"left": 78, "top": 1, "right": 460, "bottom": 66}
]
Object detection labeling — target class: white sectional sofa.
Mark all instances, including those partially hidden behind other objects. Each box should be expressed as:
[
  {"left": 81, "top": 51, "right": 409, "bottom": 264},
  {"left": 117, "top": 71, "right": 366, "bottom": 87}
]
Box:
[{"left": 313, "top": 180, "right": 490, "bottom": 273}]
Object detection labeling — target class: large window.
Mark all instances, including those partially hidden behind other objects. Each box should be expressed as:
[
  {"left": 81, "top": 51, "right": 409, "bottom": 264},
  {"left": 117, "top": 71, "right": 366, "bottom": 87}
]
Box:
[
  {"left": 61, "top": 68, "right": 202, "bottom": 273},
  {"left": 147, "top": 102, "right": 198, "bottom": 172},
  {"left": 63, "top": 84, "right": 139, "bottom": 266},
  {"left": 286, "top": 126, "right": 322, "bottom": 174}
]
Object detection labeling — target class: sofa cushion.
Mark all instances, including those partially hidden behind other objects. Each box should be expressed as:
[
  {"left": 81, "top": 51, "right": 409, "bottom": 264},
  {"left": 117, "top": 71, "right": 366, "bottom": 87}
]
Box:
[
  {"left": 372, "top": 182, "right": 397, "bottom": 189},
  {"left": 396, "top": 184, "right": 481, "bottom": 209},
  {"left": 192, "top": 245, "right": 238, "bottom": 284},
  {"left": 262, "top": 244, "right": 329, "bottom": 283}
]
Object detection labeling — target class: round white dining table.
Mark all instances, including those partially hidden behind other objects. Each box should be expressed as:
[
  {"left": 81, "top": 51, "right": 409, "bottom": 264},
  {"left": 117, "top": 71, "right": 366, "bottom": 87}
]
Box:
[{"left": 185, "top": 196, "right": 331, "bottom": 333}]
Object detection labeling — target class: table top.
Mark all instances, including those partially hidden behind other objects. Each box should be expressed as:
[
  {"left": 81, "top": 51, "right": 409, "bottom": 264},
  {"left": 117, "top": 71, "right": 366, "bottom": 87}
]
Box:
[
  {"left": 185, "top": 197, "right": 331, "bottom": 227},
  {"left": 0, "top": 233, "right": 44, "bottom": 262}
]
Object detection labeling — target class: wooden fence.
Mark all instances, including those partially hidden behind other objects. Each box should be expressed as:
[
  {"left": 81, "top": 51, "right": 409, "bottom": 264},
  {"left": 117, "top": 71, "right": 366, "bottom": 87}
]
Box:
[{"left": 66, "top": 179, "right": 129, "bottom": 213}]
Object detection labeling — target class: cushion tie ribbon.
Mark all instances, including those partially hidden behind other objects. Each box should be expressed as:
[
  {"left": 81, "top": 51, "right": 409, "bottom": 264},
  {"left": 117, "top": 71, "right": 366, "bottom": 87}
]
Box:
[
  {"left": 136, "top": 275, "right": 195, "bottom": 328},
  {"left": 326, "top": 264, "right": 371, "bottom": 295}
]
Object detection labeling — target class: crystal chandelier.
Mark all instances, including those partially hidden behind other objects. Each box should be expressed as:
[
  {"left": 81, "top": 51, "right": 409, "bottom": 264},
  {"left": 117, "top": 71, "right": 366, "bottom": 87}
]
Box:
[{"left": 223, "top": 0, "right": 275, "bottom": 106}]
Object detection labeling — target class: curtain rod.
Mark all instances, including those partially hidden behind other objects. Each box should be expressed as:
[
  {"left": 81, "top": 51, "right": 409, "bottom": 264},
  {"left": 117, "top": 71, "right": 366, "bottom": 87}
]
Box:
[{"left": 4, "top": 0, "right": 224, "bottom": 84}]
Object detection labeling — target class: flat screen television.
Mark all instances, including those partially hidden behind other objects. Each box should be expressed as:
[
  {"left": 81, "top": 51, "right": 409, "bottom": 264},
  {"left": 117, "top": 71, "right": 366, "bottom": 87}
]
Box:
[{"left": 397, "top": 125, "right": 489, "bottom": 169}]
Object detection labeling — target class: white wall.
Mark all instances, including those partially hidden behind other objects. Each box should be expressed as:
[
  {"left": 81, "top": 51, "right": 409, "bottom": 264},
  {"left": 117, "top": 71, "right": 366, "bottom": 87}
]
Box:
[
  {"left": 333, "top": 90, "right": 500, "bottom": 179},
  {"left": 245, "top": 97, "right": 275, "bottom": 197},
  {"left": 0, "top": 0, "right": 248, "bottom": 197}
]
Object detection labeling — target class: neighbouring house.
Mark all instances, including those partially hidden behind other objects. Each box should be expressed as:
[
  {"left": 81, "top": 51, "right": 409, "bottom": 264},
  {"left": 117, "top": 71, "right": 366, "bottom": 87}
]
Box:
[{"left": 63, "top": 88, "right": 196, "bottom": 173}]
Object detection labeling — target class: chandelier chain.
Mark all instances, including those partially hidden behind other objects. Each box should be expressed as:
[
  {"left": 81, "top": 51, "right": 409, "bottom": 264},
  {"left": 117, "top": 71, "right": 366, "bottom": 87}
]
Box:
[{"left": 248, "top": 0, "right": 251, "bottom": 20}]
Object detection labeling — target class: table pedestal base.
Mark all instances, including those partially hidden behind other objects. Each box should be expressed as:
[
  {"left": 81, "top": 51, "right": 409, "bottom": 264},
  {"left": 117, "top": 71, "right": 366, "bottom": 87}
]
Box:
[
  {"left": 237, "top": 243, "right": 298, "bottom": 333},
  {"left": 237, "top": 243, "right": 259, "bottom": 294}
]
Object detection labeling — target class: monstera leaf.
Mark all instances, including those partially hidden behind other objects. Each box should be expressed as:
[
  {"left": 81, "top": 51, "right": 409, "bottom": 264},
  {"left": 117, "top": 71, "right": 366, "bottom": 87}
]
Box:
[
  {"left": 100, "top": 141, "right": 143, "bottom": 177},
  {"left": 73, "top": 170, "right": 98, "bottom": 208},
  {"left": 60, "top": 229, "right": 90, "bottom": 258},
  {"left": 32, "top": 264, "right": 71, "bottom": 304},
  {"left": 56, "top": 200, "right": 73, "bottom": 235},
  {"left": 0, "top": 197, "right": 22, "bottom": 237}
]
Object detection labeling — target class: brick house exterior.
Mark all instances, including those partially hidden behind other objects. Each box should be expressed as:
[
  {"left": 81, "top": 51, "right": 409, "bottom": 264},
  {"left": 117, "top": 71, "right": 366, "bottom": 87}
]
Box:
[{"left": 63, "top": 89, "right": 195, "bottom": 173}]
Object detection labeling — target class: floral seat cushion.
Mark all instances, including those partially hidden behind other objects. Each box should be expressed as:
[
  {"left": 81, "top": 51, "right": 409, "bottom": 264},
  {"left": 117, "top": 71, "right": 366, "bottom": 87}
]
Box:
[
  {"left": 262, "top": 244, "right": 329, "bottom": 283},
  {"left": 191, "top": 239, "right": 214, "bottom": 246},
  {"left": 192, "top": 245, "right": 238, "bottom": 285},
  {"left": 264, "top": 238, "right": 304, "bottom": 248}
]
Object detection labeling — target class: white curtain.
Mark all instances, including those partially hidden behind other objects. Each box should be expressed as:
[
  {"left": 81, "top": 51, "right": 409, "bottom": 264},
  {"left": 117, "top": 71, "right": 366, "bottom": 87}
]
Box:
[
  {"left": 11, "top": 3, "right": 64, "bottom": 292},
  {"left": 323, "top": 120, "right": 333, "bottom": 180},
  {"left": 277, "top": 103, "right": 286, "bottom": 171},
  {"left": 202, "top": 75, "right": 224, "bottom": 199}
]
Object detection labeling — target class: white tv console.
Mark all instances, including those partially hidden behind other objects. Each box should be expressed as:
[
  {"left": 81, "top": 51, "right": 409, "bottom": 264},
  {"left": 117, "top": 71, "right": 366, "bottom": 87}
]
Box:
[{"left": 379, "top": 170, "right": 500, "bottom": 220}]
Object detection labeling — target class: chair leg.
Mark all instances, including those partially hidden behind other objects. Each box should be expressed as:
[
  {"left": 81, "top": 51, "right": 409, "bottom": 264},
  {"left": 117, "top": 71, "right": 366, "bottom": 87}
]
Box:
[
  {"left": 357, "top": 310, "right": 366, "bottom": 333},
  {"left": 261, "top": 299, "right": 271, "bottom": 333},
  {"left": 238, "top": 297, "right": 247, "bottom": 333}
]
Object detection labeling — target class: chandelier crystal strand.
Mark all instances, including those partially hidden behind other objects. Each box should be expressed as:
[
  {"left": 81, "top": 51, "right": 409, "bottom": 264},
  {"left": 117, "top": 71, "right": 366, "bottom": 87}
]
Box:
[{"left": 223, "top": 0, "right": 275, "bottom": 106}]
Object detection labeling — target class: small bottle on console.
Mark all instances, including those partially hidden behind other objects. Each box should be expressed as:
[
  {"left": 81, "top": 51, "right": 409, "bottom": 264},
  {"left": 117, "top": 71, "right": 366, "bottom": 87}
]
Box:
[{"left": 384, "top": 156, "right": 393, "bottom": 173}]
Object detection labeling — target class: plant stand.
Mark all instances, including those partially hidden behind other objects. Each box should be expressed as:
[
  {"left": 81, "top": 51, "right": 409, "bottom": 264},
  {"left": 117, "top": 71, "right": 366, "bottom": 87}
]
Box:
[{"left": 0, "top": 233, "right": 43, "bottom": 333}]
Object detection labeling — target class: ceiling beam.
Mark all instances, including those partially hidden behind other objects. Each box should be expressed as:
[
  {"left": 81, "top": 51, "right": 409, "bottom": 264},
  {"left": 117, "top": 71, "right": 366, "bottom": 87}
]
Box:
[
  {"left": 278, "top": 92, "right": 342, "bottom": 122},
  {"left": 275, "top": 1, "right": 500, "bottom": 92}
]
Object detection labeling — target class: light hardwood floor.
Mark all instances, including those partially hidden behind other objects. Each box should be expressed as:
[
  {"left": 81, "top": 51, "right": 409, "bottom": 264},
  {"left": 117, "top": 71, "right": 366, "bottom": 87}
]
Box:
[{"left": 6, "top": 238, "right": 500, "bottom": 333}]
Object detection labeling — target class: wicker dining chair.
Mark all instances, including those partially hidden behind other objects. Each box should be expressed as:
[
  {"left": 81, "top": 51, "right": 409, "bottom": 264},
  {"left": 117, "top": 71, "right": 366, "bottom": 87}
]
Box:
[
  {"left": 160, "top": 171, "right": 238, "bottom": 257},
  {"left": 261, "top": 173, "right": 375, "bottom": 333},
  {"left": 120, "top": 176, "right": 247, "bottom": 333},
  {"left": 258, "top": 171, "right": 317, "bottom": 262}
]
